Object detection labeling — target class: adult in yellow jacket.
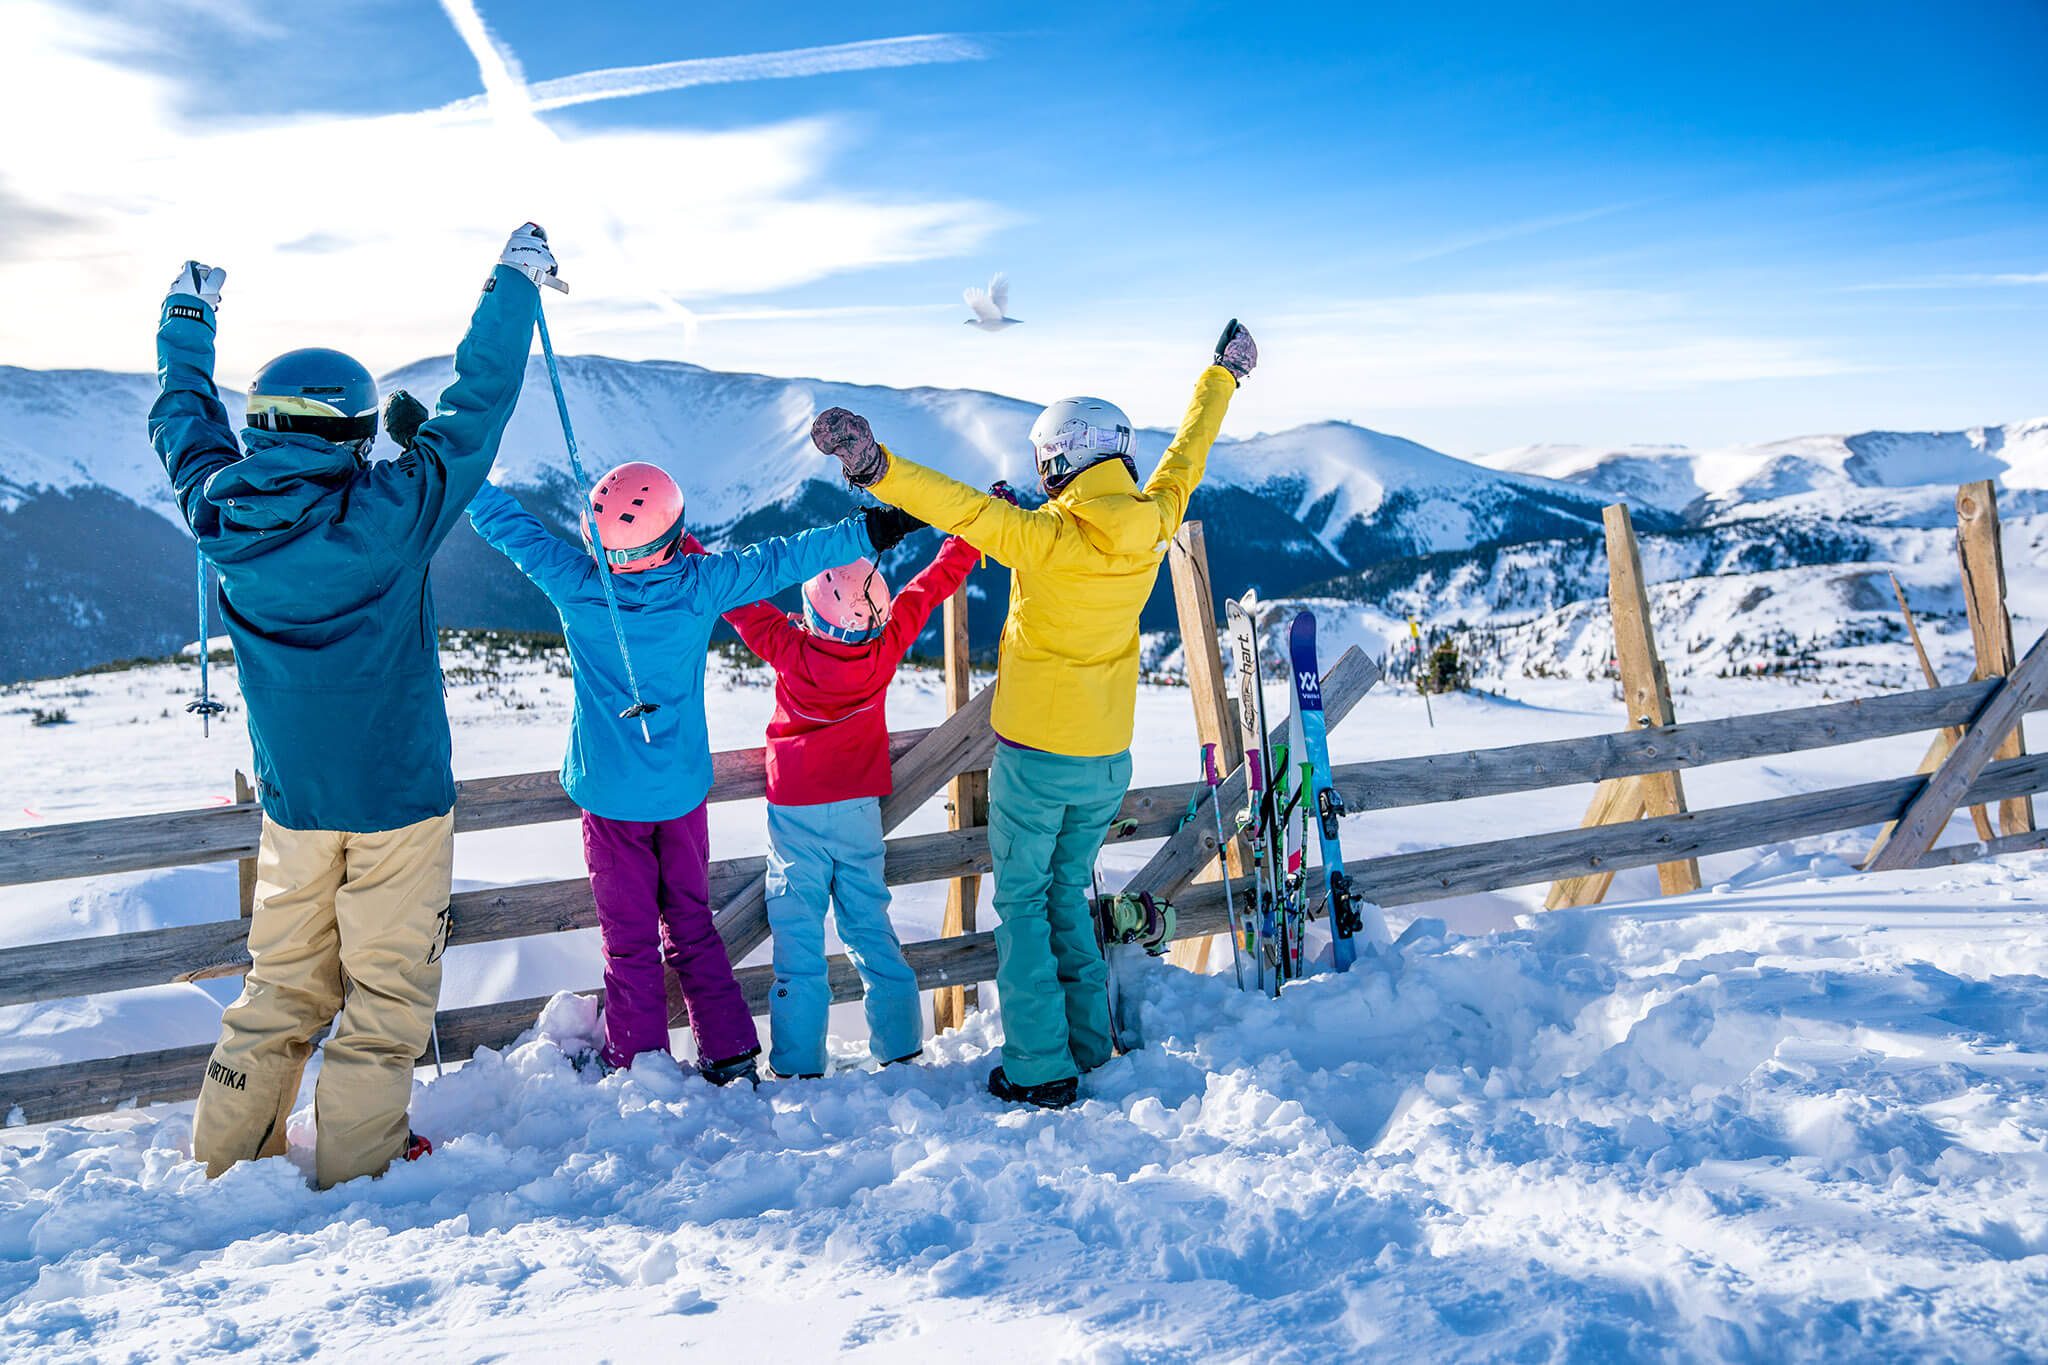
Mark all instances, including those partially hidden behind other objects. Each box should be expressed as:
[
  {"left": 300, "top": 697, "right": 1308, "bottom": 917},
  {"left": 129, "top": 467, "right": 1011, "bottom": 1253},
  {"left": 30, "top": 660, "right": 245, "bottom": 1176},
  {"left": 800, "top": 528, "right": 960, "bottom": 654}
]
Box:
[{"left": 812, "top": 321, "right": 1259, "bottom": 1106}]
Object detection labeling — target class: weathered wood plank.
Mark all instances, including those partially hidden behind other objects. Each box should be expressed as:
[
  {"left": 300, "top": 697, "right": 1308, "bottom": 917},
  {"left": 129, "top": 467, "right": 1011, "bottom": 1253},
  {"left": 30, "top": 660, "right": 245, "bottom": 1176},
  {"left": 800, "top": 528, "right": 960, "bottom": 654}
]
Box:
[
  {"left": 1886, "top": 571, "right": 1994, "bottom": 844},
  {"left": 1866, "top": 630, "right": 2048, "bottom": 872},
  {"left": 1598, "top": 504, "right": 1699, "bottom": 896},
  {"left": 0, "top": 932, "right": 1008, "bottom": 1127},
  {"left": 1910, "top": 828, "right": 2048, "bottom": 870},
  {"left": 0, "top": 731, "right": 932, "bottom": 889},
  {"left": 933, "top": 577, "right": 987, "bottom": 1034},
  {"left": 1957, "top": 480, "right": 2034, "bottom": 836},
  {"left": 1324, "top": 677, "right": 2045, "bottom": 816},
  {"left": 1165, "top": 521, "right": 1245, "bottom": 974},
  {"left": 1364, "top": 750, "right": 2048, "bottom": 907},
  {"left": 1544, "top": 776, "right": 1648, "bottom": 908}
]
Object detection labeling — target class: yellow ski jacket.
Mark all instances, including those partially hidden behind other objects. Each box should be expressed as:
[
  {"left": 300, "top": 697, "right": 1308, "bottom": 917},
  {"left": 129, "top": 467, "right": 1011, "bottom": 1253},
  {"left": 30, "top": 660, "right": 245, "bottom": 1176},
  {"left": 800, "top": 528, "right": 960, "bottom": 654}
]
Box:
[{"left": 867, "top": 364, "right": 1237, "bottom": 755}]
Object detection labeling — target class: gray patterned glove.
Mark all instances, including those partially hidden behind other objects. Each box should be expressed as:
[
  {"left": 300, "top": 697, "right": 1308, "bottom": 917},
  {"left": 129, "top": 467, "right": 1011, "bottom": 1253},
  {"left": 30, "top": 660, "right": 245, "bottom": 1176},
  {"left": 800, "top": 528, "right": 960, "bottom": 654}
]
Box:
[
  {"left": 811, "top": 407, "right": 889, "bottom": 487},
  {"left": 1215, "top": 319, "right": 1258, "bottom": 384}
]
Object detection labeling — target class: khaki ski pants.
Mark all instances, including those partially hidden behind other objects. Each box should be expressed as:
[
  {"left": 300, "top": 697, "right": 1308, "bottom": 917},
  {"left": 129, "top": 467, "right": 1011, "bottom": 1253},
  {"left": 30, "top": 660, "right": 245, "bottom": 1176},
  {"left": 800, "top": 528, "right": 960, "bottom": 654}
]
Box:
[{"left": 193, "top": 810, "right": 453, "bottom": 1189}]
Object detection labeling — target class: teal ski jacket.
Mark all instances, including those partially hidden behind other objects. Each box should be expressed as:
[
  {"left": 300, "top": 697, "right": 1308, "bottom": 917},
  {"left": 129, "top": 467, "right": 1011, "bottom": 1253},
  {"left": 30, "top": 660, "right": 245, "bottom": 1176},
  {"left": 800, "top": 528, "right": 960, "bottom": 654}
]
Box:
[
  {"left": 466, "top": 483, "right": 871, "bottom": 822},
  {"left": 149, "top": 265, "right": 540, "bottom": 832}
]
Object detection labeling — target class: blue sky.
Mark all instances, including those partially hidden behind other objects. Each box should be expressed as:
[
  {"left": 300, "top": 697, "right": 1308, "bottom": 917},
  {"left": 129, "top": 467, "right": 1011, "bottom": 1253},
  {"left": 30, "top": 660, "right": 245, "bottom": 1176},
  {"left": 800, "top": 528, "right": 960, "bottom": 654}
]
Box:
[{"left": 3, "top": 0, "right": 2042, "bottom": 452}]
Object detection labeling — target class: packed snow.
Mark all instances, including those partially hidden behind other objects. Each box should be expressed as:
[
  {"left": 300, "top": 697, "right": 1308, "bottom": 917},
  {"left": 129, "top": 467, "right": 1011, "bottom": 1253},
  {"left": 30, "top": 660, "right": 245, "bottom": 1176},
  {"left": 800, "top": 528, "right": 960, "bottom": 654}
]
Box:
[{"left": 4, "top": 629, "right": 2047, "bottom": 1358}]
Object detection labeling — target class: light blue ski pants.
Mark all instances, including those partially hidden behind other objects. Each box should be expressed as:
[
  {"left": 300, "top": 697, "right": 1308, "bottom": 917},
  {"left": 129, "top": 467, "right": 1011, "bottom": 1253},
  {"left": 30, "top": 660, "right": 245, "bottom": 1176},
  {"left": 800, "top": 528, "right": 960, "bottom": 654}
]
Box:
[
  {"left": 764, "top": 796, "right": 922, "bottom": 1076},
  {"left": 988, "top": 744, "right": 1133, "bottom": 1086}
]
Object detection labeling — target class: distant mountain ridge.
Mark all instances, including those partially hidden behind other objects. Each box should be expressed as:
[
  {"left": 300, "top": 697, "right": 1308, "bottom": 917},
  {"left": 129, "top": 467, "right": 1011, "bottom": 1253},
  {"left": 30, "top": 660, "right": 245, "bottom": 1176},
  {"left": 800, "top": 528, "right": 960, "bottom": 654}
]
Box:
[{"left": 0, "top": 351, "right": 2030, "bottom": 682}]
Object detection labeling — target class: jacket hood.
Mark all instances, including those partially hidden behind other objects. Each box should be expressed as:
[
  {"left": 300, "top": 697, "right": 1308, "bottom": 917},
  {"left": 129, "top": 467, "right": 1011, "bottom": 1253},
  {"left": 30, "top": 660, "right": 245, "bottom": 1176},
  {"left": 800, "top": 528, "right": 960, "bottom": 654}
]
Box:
[
  {"left": 202, "top": 429, "right": 359, "bottom": 530},
  {"left": 1054, "top": 459, "right": 1166, "bottom": 555}
]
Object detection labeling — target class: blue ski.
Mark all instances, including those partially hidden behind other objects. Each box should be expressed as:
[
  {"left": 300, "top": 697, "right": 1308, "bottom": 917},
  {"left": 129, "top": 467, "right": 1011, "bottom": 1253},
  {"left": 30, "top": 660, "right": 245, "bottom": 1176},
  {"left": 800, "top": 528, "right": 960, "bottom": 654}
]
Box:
[{"left": 1287, "top": 611, "right": 1390, "bottom": 970}]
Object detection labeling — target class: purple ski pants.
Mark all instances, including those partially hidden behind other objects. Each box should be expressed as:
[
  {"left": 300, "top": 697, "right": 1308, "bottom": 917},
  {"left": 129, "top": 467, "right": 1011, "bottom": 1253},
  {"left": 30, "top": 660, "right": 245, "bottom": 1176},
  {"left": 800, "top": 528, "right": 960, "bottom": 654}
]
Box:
[{"left": 582, "top": 805, "right": 759, "bottom": 1069}]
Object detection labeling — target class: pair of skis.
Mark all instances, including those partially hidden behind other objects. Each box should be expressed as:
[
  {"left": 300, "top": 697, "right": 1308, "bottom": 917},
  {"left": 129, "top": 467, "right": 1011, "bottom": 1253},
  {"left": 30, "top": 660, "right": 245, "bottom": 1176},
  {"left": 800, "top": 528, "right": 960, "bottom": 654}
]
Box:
[{"left": 1218, "top": 594, "right": 1390, "bottom": 993}]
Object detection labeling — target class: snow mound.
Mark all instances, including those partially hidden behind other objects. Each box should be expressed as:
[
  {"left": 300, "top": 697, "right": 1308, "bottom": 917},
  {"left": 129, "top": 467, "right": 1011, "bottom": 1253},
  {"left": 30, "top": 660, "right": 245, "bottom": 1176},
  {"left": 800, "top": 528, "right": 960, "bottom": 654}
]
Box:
[{"left": 7, "top": 856, "right": 2048, "bottom": 1359}]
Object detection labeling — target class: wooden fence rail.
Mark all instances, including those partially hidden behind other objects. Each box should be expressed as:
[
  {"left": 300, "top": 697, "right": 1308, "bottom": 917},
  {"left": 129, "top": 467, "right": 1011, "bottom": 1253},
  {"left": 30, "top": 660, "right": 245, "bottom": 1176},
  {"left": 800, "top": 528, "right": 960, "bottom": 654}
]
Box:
[
  {"left": 12, "top": 744, "right": 2047, "bottom": 1127},
  {"left": 0, "top": 732, "right": 936, "bottom": 888}
]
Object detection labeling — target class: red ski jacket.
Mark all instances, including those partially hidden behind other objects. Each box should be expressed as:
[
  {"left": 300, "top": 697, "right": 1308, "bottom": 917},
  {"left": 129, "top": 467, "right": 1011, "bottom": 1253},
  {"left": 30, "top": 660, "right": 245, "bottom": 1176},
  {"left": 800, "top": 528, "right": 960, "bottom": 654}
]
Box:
[{"left": 723, "top": 535, "right": 980, "bottom": 807}]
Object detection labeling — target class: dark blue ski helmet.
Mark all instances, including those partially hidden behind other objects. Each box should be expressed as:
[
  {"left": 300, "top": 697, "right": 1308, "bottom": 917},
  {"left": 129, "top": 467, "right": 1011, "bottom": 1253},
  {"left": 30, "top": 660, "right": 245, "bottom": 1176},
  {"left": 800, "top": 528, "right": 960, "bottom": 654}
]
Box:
[{"left": 246, "top": 348, "right": 378, "bottom": 453}]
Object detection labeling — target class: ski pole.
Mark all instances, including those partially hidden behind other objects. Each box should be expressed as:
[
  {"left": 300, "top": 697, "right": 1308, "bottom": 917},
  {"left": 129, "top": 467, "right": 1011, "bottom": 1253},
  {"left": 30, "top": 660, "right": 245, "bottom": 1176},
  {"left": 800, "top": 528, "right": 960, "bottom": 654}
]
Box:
[
  {"left": 1203, "top": 743, "right": 1245, "bottom": 990},
  {"left": 185, "top": 547, "right": 225, "bottom": 738},
  {"left": 1410, "top": 618, "right": 1434, "bottom": 729},
  {"left": 534, "top": 301, "right": 659, "bottom": 743}
]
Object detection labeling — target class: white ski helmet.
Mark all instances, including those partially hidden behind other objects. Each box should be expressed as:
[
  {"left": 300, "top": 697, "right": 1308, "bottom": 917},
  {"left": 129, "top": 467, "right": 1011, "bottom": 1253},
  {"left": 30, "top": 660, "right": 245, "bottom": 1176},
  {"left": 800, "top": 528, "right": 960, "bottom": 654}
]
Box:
[{"left": 1030, "top": 397, "right": 1135, "bottom": 492}]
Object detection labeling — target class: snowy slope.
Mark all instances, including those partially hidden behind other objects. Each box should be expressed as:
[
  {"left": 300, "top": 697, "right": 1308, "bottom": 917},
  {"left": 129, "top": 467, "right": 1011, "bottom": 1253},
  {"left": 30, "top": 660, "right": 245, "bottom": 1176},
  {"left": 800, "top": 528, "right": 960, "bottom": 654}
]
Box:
[{"left": 7, "top": 859, "right": 2048, "bottom": 1360}]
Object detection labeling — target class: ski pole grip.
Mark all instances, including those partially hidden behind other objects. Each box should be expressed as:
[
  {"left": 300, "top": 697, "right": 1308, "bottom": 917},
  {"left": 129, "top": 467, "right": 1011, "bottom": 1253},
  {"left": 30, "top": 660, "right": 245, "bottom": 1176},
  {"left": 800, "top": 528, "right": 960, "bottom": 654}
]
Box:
[
  {"left": 1247, "top": 749, "right": 1265, "bottom": 793},
  {"left": 1202, "top": 742, "right": 1220, "bottom": 787}
]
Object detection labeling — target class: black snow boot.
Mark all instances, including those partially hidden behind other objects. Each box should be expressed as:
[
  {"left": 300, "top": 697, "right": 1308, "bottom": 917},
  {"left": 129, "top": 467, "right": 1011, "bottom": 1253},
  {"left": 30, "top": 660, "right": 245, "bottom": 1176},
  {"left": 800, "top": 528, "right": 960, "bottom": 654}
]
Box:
[
  {"left": 986, "top": 1065, "right": 1078, "bottom": 1110},
  {"left": 700, "top": 1046, "right": 762, "bottom": 1088}
]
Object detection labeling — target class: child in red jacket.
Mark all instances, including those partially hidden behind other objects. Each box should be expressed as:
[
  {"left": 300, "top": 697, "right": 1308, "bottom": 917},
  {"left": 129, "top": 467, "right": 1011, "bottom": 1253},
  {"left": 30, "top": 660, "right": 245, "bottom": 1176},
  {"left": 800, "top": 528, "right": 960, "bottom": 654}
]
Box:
[{"left": 725, "top": 529, "right": 981, "bottom": 1078}]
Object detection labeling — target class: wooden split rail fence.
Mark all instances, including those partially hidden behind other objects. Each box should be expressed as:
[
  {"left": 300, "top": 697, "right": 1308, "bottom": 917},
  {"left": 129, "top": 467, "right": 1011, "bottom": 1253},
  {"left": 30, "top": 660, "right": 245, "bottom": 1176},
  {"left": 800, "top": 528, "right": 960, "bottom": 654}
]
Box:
[{"left": 1, "top": 498, "right": 2042, "bottom": 1127}]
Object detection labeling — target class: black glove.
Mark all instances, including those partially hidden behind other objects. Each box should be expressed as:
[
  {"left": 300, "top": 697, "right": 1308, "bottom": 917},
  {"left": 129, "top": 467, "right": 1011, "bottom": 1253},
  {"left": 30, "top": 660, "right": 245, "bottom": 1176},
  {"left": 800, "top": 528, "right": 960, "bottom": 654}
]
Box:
[
  {"left": 861, "top": 504, "right": 928, "bottom": 555},
  {"left": 383, "top": 389, "right": 429, "bottom": 452},
  {"left": 1214, "top": 318, "right": 1257, "bottom": 385}
]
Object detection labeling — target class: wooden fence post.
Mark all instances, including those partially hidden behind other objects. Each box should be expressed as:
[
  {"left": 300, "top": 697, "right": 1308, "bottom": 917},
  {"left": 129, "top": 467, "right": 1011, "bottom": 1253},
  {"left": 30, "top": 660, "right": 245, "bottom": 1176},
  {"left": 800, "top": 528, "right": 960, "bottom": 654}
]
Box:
[
  {"left": 1546, "top": 504, "right": 1701, "bottom": 907},
  {"left": 1865, "top": 573, "right": 1996, "bottom": 864},
  {"left": 1867, "top": 628, "right": 2048, "bottom": 872},
  {"left": 932, "top": 580, "right": 986, "bottom": 1034},
  {"left": 1956, "top": 480, "right": 2034, "bottom": 836},
  {"left": 1164, "top": 522, "right": 1246, "bottom": 974},
  {"left": 234, "top": 770, "right": 256, "bottom": 918}
]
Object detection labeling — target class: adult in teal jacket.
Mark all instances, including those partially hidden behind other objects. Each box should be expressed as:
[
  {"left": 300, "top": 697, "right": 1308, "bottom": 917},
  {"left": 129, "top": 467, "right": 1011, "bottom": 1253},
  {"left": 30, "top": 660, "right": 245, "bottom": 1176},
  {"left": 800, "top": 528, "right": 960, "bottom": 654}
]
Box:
[{"left": 147, "top": 224, "right": 563, "bottom": 1190}]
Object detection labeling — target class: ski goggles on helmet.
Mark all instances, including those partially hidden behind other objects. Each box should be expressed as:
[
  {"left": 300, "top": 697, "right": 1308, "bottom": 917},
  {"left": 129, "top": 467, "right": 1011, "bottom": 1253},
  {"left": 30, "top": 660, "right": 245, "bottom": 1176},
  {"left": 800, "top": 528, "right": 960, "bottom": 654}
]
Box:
[
  {"left": 1033, "top": 418, "right": 1134, "bottom": 487},
  {"left": 589, "top": 521, "right": 686, "bottom": 570},
  {"left": 246, "top": 392, "right": 379, "bottom": 447}
]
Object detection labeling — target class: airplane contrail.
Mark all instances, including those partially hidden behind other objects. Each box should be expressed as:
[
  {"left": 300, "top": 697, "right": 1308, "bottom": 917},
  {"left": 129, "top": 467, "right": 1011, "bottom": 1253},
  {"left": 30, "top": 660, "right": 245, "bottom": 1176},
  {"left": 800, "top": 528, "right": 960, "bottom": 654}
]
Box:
[{"left": 436, "top": 34, "right": 988, "bottom": 117}]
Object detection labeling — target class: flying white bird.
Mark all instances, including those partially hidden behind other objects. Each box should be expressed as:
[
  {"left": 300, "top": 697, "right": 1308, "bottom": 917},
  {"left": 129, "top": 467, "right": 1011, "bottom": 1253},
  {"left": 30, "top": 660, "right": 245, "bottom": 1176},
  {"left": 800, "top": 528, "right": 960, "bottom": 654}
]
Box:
[{"left": 963, "top": 272, "right": 1021, "bottom": 331}]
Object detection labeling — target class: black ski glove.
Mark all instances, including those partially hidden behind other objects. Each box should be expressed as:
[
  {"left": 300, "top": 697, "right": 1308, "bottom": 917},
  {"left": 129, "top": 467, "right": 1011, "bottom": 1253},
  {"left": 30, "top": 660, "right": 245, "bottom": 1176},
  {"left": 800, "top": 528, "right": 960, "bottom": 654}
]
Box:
[
  {"left": 861, "top": 504, "right": 928, "bottom": 555},
  {"left": 1214, "top": 319, "right": 1258, "bottom": 385},
  {"left": 383, "top": 389, "right": 429, "bottom": 452},
  {"left": 812, "top": 407, "right": 889, "bottom": 487}
]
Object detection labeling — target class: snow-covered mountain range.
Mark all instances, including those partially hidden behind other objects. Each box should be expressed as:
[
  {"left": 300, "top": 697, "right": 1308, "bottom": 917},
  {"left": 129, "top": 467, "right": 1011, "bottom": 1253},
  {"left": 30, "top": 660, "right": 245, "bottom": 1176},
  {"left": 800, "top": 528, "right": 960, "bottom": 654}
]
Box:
[{"left": 0, "top": 351, "right": 2037, "bottom": 684}]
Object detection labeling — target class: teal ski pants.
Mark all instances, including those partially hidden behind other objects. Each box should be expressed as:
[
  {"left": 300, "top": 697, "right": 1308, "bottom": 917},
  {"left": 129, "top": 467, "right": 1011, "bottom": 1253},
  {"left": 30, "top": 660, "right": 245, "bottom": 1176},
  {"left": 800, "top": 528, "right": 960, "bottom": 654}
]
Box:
[
  {"left": 764, "top": 796, "right": 922, "bottom": 1077},
  {"left": 988, "top": 743, "right": 1133, "bottom": 1086}
]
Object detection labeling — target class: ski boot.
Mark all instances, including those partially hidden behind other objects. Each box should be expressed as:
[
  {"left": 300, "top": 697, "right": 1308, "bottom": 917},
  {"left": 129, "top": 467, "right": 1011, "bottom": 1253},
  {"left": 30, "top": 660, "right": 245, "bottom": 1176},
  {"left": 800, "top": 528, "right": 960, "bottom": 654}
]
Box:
[
  {"left": 700, "top": 1046, "right": 762, "bottom": 1088},
  {"left": 986, "top": 1066, "right": 1077, "bottom": 1110},
  {"left": 882, "top": 1049, "right": 923, "bottom": 1068}
]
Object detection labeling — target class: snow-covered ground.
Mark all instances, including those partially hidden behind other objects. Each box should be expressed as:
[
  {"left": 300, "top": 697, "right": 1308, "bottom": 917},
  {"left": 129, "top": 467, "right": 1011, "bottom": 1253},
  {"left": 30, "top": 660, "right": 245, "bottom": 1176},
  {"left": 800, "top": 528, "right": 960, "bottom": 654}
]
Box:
[{"left": 3, "top": 640, "right": 2047, "bottom": 1359}]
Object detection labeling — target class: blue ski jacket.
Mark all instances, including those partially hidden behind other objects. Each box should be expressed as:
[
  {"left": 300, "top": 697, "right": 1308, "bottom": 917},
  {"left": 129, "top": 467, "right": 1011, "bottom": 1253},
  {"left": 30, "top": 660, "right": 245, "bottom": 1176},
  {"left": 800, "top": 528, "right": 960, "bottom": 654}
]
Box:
[
  {"left": 149, "top": 265, "right": 540, "bottom": 832},
  {"left": 465, "top": 483, "right": 871, "bottom": 823}
]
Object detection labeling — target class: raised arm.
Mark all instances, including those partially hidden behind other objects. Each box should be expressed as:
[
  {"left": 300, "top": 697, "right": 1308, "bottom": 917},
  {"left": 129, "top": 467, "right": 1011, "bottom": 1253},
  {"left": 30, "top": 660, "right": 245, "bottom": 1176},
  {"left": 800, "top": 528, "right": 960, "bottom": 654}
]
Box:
[
  {"left": 359, "top": 226, "right": 563, "bottom": 564},
  {"left": 721, "top": 599, "right": 803, "bottom": 668},
  {"left": 883, "top": 534, "right": 981, "bottom": 657},
  {"left": 147, "top": 263, "right": 238, "bottom": 540},
  {"left": 865, "top": 453, "right": 1063, "bottom": 571},
  {"left": 700, "top": 514, "right": 873, "bottom": 615},
  {"left": 466, "top": 481, "right": 594, "bottom": 603},
  {"left": 1140, "top": 365, "right": 1237, "bottom": 537}
]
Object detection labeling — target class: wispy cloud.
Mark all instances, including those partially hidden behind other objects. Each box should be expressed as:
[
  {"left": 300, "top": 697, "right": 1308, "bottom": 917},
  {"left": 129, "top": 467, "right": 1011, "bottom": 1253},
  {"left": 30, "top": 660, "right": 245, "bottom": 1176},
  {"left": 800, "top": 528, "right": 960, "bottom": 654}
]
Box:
[
  {"left": 1846, "top": 271, "right": 2048, "bottom": 291},
  {"left": 1396, "top": 200, "right": 1654, "bottom": 266},
  {"left": 435, "top": 34, "right": 988, "bottom": 117},
  {"left": 0, "top": 1, "right": 1001, "bottom": 377}
]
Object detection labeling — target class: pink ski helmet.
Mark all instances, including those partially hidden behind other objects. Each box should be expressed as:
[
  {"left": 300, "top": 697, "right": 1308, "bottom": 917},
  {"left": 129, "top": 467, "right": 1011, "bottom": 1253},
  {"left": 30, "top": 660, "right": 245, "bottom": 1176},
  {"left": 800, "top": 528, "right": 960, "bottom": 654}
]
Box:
[
  {"left": 582, "top": 461, "right": 685, "bottom": 574},
  {"left": 802, "top": 558, "right": 891, "bottom": 643}
]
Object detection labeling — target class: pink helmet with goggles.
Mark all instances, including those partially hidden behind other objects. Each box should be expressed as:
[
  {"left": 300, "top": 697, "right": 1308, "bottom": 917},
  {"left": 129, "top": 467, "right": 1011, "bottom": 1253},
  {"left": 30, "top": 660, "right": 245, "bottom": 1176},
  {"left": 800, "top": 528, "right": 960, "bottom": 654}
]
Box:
[
  {"left": 583, "top": 461, "right": 685, "bottom": 574},
  {"left": 802, "top": 558, "right": 891, "bottom": 644}
]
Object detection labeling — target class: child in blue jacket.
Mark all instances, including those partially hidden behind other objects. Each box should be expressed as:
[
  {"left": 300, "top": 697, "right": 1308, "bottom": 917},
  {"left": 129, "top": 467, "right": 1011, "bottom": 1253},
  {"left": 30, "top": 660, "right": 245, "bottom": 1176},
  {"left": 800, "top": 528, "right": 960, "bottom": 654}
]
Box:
[{"left": 465, "top": 469, "right": 923, "bottom": 1081}]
